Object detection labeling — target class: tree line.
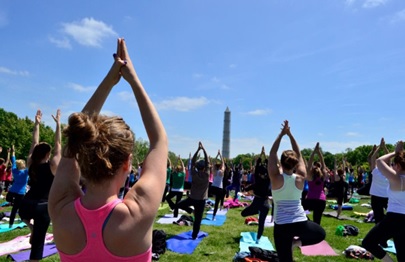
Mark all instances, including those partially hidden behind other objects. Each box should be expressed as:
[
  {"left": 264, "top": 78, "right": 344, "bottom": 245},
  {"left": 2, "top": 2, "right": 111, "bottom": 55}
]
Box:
[{"left": 0, "top": 108, "right": 394, "bottom": 174}]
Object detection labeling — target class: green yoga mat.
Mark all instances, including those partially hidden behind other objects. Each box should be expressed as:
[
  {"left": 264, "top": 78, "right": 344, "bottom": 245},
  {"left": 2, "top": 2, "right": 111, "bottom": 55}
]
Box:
[
  {"left": 0, "top": 222, "right": 27, "bottom": 233},
  {"left": 239, "top": 232, "right": 275, "bottom": 253}
]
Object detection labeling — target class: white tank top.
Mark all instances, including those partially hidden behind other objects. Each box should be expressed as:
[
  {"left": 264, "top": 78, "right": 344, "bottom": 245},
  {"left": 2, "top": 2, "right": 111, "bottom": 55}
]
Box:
[
  {"left": 272, "top": 173, "right": 307, "bottom": 224},
  {"left": 370, "top": 167, "right": 389, "bottom": 198},
  {"left": 211, "top": 170, "right": 223, "bottom": 189},
  {"left": 387, "top": 175, "right": 405, "bottom": 215}
]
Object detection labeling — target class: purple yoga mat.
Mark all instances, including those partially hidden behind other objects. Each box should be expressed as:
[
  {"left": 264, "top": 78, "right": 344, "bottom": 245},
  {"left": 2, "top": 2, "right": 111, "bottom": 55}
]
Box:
[{"left": 8, "top": 244, "right": 58, "bottom": 262}]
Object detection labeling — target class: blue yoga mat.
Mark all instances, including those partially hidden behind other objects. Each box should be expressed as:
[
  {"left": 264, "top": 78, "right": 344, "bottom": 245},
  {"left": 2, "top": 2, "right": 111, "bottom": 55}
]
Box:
[
  {"left": 8, "top": 244, "right": 57, "bottom": 261},
  {"left": 0, "top": 222, "right": 26, "bottom": 233},
  {"left": 383, "top": 240, "right": 396, "bottom": 254},
  {"left": 201, "top": 214, "right": 226, "bottom": 226},
  {"left": 166, "top": 230, "right": 208, "bottom": 254},
  {"left": 239, "top": 232, "right": 275, "bottom": 253}
]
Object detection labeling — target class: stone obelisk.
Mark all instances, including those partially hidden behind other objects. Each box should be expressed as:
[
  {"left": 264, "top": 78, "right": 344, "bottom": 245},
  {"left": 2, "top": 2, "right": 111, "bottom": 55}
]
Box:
[{"left": 222, "top": 107, "right": 231, "bottom": 159}]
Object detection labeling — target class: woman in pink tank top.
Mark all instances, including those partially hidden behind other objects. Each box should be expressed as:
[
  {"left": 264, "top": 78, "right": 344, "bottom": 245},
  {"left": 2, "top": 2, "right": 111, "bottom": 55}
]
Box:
[
  {"left": 48, "top": 38, "right": 168, "bottom": 261},
  {"left": 302, "top": 142, "right": 328, "bottom": 225}
]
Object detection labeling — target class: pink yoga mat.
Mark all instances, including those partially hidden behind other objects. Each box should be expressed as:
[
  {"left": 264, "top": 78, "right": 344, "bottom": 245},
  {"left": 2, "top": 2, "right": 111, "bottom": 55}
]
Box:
[{"left": 300, "top": 240, "right": 338, "bottom": 256}]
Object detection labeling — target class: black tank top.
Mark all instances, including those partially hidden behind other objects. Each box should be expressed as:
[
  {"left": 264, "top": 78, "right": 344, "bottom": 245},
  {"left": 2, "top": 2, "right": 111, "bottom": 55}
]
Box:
[{"left": 26, "top": 162, "right": 54, "bottom": 202}]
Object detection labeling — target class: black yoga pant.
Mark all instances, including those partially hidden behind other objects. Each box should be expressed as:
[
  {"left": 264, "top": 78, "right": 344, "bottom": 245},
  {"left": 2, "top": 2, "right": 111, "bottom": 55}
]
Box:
[
  {"left": 161, "top": 183, "right": 170, "bottom": 202},
  {"left": 176, "top": 197, "right": 206, "bottom": 239},
  {"left": 6, "top": 192, "right": 24, "bottom": 227},
  {"left": 210, "top": 186, "right": 224, "bottom": 217},
  {"left": 166, "top": 191, "right": 183, "bottom": 215},
  {"left": 274, "top": 220, "right": 326, "bottom": 262},
  {"left": 362, "top": 212, "right": 405, "bottom": 261},
  {"left": 241, "top": 197, "right": 270, "bottom": 240},
  {"left": 371, "top": 195, "right": 388, "bottom": 224},
  {"left": 302, "top": 199, "right": 326, "bottom": 225},
  {"left": 30, "top": 202, "right": 51, "bottom": 260}
]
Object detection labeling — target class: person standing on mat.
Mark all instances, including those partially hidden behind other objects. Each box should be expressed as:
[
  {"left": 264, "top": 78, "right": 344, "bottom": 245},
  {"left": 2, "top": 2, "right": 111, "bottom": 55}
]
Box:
[
  {"left": 269, "top": 120, "right": 325, "bottom": 262},
  {"left": 18, "top": 108, "right": 61, "bottom": 262},
  {"left": 176, "top": 141, "right": 210, "bottom": 240},
  {"left": 161, "top": 158, "right": 172, "bottom": 206},
  {"left": 302, "top": 142, "right": 328, "bottom": 225},
  {"left": 369, "top": 138, "right": 389, "bottom": 224},
  {"left": 48, "top": 38, "right": 168, "bottom": 261},
  {"left": 362, "top": 141, "right": 405, "bottom": 262},
  {"left": 166, "top": 155, "right": 186, "bottom": 218},
  {"left": 6, "top": 145, "right": 29, "bottom": 228},
  {"left": 333, "top": 157, "right": 348, "bottom": 218},
  {"left": 210, "top": 150, "right": 225, "bottom": 221},
  {"left": 241, "top": 146, "right": 271, "bottom": 243}
]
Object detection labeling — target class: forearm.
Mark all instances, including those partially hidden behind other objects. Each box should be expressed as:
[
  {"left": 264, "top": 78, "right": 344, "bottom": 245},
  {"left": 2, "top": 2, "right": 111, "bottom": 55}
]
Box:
[
  {"left": 54, "top": 122, "right": 62, "bottom": 156},
  {"left": 32, "top": 123, "right": 40, "bottom": 146},
  {"left": 130, "top": 79, "right": 167, "bottom": 149},
  {"left": 192, "top": 150, "right": 199, "bottom": 164},
  {"left": 270, "top": 133, "right": 283, "bottom": 157},
  {"left": 377, "top": 152, "right": 395, "bottom": 164},
  {"left": 82, "top": 75, "right": 116, "bottom": 115}
]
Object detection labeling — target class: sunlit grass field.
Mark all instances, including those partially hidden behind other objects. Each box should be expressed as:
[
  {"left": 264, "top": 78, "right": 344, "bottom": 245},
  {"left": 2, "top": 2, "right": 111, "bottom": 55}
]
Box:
[{"left": 0, "top": 193, "right": 395, "bottom": 261}]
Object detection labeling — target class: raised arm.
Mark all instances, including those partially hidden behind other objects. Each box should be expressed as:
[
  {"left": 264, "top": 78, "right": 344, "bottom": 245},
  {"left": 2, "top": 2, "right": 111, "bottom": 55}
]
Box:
[
  {"left": 50, "top": 109, "right": 62, "bottom": 175},
  {"left": 218, "top": 150, "right": 225, "bottom": 172},
  {"left": 306, "top": 143, "right": 318, "bottom": 180},
  {"left": 381, "top": 138, "right": 389, "bottom": 154},
  {"left": 27, "top": 110, "right": 41, "bottom": 167},
  {"left": 368, "top": 144, "right": 378, "bottom": 170},
  {"left": 49, "top": 39, "right": 126, "bottom": 213},
  {"left": 120, "top": 38, "right": 168, "bottom": 212},
  {"left": 376, "top": 141, "right": 402, "bottom": 183},
  {"left": 268, "top": 121, "right": 287, "bottom": 179},
  {"left": 316, "top": 144, "right": 328, "bottom": 176},
  {"left": 82, "top": 39, "right": 124, "bottom": 115},
  {"left": 286, "top": 126, "right": 306, "bottom": 178},
  {"left": 179, "top": 155, "right": 185, "bottom": 173}
]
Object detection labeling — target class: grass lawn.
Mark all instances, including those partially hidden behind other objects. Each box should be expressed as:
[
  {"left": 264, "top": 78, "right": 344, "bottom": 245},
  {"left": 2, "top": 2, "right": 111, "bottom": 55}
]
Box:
[{"left": 0, "top": 193, "right": 395, "bottom": 261}]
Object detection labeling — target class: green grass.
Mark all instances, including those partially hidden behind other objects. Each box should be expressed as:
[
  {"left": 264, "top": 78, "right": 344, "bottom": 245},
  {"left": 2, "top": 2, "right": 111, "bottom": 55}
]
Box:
[{"left": 0, "top": 194, "right": 396, "bottom": 261}]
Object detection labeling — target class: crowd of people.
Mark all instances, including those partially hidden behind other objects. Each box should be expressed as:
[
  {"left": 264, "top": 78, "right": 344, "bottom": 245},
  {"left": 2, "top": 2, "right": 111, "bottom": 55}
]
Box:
[{"left": 0, "top": 39, "right": 404, "bottom": 262}]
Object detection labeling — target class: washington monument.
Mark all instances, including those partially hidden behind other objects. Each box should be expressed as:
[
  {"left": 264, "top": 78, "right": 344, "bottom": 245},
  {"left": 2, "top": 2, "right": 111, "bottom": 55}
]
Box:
[{"left": 222, "top": 107, "right": 231, "bottom": 159}]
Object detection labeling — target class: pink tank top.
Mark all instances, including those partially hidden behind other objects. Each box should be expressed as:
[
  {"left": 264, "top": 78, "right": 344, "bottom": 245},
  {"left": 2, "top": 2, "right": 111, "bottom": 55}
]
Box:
[
  {"left": 306, "top": 177, "right": 326, "bottom": 201},
  {"left": 58, "top": 198, "right": 152, "bottom": 262}
]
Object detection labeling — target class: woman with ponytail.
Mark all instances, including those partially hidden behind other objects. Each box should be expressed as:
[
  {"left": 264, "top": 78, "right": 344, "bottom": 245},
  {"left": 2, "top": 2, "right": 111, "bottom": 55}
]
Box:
[
  {"left": 48, "top": 38, "right": 168, "bottom": 261},
  {"left": 302, "top": 142, "right": 328, "bottom": 225}
]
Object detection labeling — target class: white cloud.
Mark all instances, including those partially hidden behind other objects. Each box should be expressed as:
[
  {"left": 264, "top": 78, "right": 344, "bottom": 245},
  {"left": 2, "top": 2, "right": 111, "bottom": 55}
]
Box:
[
  {"left": 390, "top": 9, "right": 405, "bottom": 23},
  {"left": 229, "top": 64, "right": 237, "bottom": 68},
  {"left": 346, "top": 132, "right": 360, "bottom": 137},
  {"left": 68, "top": 82, "right": 96, "bottom": 92},
  {"left": 0, "top": 66, "right": 30, "bottom": 76},
  {"left": 155, "top": 96, "right": 210, "bottom": 111},
  {"left": 220, "top": 84, "right": 230, "bottom": 90},
  {"left": 193, "top": 73, "right": 203, "bottom": 78},
  {"left": 245, "top": 109, "right": 272, "bottom": 116},
  {"left": 211, "top": 77, "right": 220, "bottom": 83},
  {"left": 345, "top": 0, "right": 357, "bottom": 6},
  {"left": 49, "top": 37, "right": 72, "bottom": 49},
  {"left": 363, "top": 0, "right": 388, "bottom": 8},
  {"left": 61, "top": 17, "right": 117, "bottom": 47}
]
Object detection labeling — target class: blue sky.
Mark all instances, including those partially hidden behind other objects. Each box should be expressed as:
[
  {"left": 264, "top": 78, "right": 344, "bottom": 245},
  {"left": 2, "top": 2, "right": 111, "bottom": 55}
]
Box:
[{"left": 1, "top": 0, "right": 404, "bottom": 158}]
